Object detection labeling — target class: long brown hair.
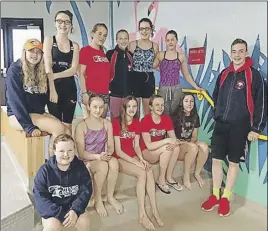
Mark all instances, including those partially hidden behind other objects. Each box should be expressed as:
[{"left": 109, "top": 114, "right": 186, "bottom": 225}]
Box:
[
  {"left": 91, "top": 23, "right": 108, "bottom": 50},
  {"left": 20, "top": 50, "right": 47, "bottom": 93},
  {"left": 171, "top": 93, "right": 198, "bottom": 128},
  {"left": 119, "top": 96, "right": 138, "bottom": 132}
]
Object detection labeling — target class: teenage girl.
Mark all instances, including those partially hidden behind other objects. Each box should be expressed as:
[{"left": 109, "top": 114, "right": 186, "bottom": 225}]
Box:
[
  {"left": 140, "top": 95, "right": 185, "bottom": 194},
  {"left": 171, "top": 93, "right": 209, "bottom": 189},
  {"left": 6, "top": 39, "right": 67, "bottom": 155},
  {"left": 128, "top": 18, "right": 159, "bottom": 117},
  {"left": 44, "top": 10, "right": 79, "bottom": 132},
  {"left": 113, "top": 96, "right": 163, "bottom": 230},
  {"left": 75, "top": 94, "right": 123, "bottom": 217},
  {"left": 79, "top": 23, "right": 110, "bottom": 119},
  {"left": 106, "top": 29, "right": 133, "bottom": 121},
  {"left": 154, "top": 30, "right": 203, "bottom": 115}
]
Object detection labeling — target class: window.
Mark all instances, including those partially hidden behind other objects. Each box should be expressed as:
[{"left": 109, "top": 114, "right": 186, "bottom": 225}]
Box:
[
  {"left": 12, "top": 28, "right": 41, "bottom": 62},
  {"left": 1, "top": 18, "right": 44, "bottom": 70},
  {"left": 1, "top": 29, "right": 4, "bottom": 70}
]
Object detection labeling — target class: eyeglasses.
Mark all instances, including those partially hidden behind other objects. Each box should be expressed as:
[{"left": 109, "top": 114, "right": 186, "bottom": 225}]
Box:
[
  {"left": 139, "top": 27, "right": 151, "bottom": 32},
  {"left": 56, "top": 19, "right": 71, "bottom": 25}
]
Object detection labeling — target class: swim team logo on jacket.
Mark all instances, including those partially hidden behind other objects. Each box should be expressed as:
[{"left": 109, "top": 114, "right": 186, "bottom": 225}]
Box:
[
  {"left": 48, "top": 185, "right": 79, "bottom": 198},
  {"left": 33, "top": 155, "right": 92, "bottom": 223},
  {"left": 213, "top": 57, "right": 267, "bottom": 133}
]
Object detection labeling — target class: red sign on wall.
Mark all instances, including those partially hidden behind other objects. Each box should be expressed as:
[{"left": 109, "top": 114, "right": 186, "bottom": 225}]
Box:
[{"left": 188, "top": 47, "right": 205, "bottom": 65}]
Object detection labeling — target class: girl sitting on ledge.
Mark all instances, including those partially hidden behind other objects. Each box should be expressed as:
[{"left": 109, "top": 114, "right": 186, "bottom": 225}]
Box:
[
  {"left": 6, "top": 39, "right": 69, "bottom": 155},
  {"left": 113, "top": 96, "right": 163, "bottom": 230},
  {"left": 75, "top": 94, "right": 123, "bottom": 217}
]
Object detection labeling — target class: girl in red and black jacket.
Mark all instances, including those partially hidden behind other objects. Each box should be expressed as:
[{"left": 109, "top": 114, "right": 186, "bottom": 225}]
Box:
[{"left": 106, "top": 29, "right": 133, "bottom": 121}]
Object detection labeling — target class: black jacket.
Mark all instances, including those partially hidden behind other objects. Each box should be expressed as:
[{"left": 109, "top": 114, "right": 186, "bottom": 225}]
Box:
[
  {"left": 213, "top": 57, "right": 267, "bottom": 133},
  {"left": 33, "top": 155, "right": 92, "bottom": 222},
  {"left": 106, "top": 45, "right": 133, "bottom": 97},
  {"left": 5, "top": 60, "right": 48, "bottom": 134}
]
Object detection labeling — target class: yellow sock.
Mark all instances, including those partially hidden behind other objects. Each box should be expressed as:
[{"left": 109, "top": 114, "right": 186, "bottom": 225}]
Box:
[
  {"left": 222, "top": 189, "right": 232, "bottom": 200},
  {"left": 213, "top": 187, "right": 220, "bottom": 200}
]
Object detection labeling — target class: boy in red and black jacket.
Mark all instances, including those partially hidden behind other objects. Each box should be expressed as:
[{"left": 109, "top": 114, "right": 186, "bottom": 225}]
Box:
[{"left": 201, "top": 39, "right": 267, "bottom": 216}]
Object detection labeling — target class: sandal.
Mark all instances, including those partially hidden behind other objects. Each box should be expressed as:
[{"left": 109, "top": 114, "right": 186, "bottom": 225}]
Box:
[
  {"left": 156, "top": 183, "right": 171, "bottom": 194},
  {"left": 167, "top": 181, "right": 183, "bottom": 191}
]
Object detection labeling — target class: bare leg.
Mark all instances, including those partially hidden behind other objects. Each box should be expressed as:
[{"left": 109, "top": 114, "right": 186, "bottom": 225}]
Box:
[
  {"left": 142, "top": 98, "right": 150, "bottom": 116},
  {"left": 142, "top": 146, "right": 172, "bottom": 186},
  {"left": 225, "top": 161, "right": 239, "bottom": 191},
  {"left": 145, "top": 169, "right": 164, "bottom": 227},
  {"left": 87, "top": 160, "right": 109, "bottom": 217},
  {"left": 106, "top": 157, "right": 124, "bottom": 214},
  {"left": 62, "top": 122, "right": 72, "bottom": 135},
  {"left": 212, "top": 158, "right": 223, "bottom": 189},
  {"left": 118, "top": 158, "right": 155, "bottom": 230},
  {"left": 166, "top": 146, "right": 181, "bottom": 183},
  {"left": 9, "top": 113, "right": 66, "bottom": 156},
  {"left": 75, "top": 211, "right": 90, "bottom": 231},
  {"left": 194, "top": 141, "right": 209, "bottom": 188},
  {"left": 31, "top": 113, "right": 66, "bottom": 156},
  {"left": 42, "top": 217, "right": 62, "bottom": 231},
  {"left": 178, "top": 143, "right": 198, "bottom": 190}
]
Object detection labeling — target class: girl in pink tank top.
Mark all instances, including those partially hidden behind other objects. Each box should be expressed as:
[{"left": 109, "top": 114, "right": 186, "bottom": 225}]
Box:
[
  {"left": 75, "top": 93, "right": 123, "bottom": 217},
  {"left": 153, "top": 30, "right": 203, "bottom": 115}
]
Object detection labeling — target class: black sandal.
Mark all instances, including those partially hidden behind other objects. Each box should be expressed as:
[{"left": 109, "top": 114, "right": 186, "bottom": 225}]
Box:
[{"left": 156, "top": 183, "right": 171, "bottom": 194}]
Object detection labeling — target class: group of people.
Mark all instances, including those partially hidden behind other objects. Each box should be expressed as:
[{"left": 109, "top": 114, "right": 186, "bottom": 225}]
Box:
[{"left": 5, "top": 9, "right": 266, "bottom": 231}]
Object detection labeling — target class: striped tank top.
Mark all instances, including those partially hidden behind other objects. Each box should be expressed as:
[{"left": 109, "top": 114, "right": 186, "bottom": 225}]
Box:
[{"left": 84, "top": 120, "right": 108, "bottom": 154}]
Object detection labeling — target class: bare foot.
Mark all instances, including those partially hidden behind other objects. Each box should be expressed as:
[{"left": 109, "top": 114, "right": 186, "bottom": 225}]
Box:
[
  {"left": 108, "top": 197, "right": 124, "bottom": 215},
  {"left": 183, "top": 174, "right": 192, "bottom": 190},
  {"left": 94, "top": 201, "right": 107, "bottom": 217},
  {"left": 139, "top": 215, "right": 155, "bottom": 230},
  {"left": 153, "top": 212, "right": 164, "bottom": 227},
  {"left": 194, "top": 173, "right": 205, "bottom": 188}
]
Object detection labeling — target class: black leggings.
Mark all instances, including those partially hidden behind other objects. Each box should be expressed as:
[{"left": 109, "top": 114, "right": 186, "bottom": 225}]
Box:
[{"left": 47, "top": 77, "right": 77, "bottom": 124}]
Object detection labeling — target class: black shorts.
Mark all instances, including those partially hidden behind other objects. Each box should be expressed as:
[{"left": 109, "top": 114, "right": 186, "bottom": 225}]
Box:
[
  {"left": 211, "top": 120, "right": 250, "bottom": 163},
  {"left": 47, "top": 77, "right": 77, "bottom": 124},
  {"left": 131, "top": 71, "right": 155, "bottom": 98}
]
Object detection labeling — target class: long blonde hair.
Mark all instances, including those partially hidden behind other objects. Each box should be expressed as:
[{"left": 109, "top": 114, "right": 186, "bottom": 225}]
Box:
[{"left": 20, "top": 50, "right": 47, "bottom": 93}]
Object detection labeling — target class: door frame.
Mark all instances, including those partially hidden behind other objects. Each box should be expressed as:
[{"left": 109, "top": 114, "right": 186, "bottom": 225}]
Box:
[{"left": 1, "top": 18, "right": 44, "bottom": 68}]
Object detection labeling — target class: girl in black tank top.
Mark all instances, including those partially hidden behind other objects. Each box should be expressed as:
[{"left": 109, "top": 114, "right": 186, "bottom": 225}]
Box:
[{"left": 44, "top": 10, "right": 80, "bottom": 131}]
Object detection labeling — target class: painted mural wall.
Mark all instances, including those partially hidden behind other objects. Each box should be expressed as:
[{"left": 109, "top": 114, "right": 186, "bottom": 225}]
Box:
[
  {"left": 2, "top": 1, "right": 267, "bottom": 206},
  {"left": 110, "top": 1, "right": 267, "bottom": 206}
]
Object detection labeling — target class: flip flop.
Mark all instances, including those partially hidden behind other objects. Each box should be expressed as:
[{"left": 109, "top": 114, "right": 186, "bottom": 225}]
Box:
[
  {"left": 155, "top": 183, "right": 171, "bottom": 194},
  {"left": 167, "top": 181, "right": 183, "bottom": 191}
]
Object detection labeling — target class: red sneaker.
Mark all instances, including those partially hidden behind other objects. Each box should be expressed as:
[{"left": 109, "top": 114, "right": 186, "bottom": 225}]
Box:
[
  {"left": 201, "top": 195, "right": 219, "bottom": 211},
  {"left": 218, "top": 197, "right": 231, "bottom": 217}
]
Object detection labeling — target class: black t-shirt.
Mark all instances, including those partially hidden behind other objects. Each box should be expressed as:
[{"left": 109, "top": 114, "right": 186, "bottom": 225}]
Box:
[{"left": 174, "top": 115, "right": 200, "bottom": 141}]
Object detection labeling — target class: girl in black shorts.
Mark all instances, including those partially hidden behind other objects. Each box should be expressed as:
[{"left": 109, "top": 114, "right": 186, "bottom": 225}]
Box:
[
  {"left": 128, "top": 18, "right": 159, "bottom": 117},
  {"left": 44, "top": 10, "right": 79, "bottom": 132}
]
